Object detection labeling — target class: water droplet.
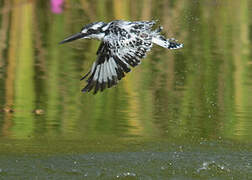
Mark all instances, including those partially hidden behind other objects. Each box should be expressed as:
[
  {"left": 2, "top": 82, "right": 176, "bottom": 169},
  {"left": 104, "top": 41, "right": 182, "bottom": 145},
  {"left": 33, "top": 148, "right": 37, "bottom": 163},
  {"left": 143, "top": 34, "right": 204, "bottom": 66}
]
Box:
[{"left": 116, "top": 172, "right": 136, "bottom": 178}]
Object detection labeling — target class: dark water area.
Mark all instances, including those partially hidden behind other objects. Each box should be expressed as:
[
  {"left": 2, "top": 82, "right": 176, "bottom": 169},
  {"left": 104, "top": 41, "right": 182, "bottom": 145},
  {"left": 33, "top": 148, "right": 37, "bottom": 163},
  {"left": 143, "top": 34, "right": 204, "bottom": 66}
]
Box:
[{"left": 0, "top": 0, "right": 252, "bottom": 179}]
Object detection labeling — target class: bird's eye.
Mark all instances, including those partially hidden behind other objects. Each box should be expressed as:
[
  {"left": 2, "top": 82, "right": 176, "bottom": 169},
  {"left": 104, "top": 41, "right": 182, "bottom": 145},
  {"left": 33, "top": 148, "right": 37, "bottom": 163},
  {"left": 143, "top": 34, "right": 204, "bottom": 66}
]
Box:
[{"left": 87, "top": 29, "right": 96, "bottom": 33}]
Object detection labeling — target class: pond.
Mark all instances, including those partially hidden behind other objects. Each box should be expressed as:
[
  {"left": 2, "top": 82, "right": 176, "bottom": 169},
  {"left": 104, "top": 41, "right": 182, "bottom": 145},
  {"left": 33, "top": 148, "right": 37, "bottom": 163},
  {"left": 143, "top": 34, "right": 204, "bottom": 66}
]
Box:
[{"left": 0, "top": 0, "right": 251, "bottom": 179}]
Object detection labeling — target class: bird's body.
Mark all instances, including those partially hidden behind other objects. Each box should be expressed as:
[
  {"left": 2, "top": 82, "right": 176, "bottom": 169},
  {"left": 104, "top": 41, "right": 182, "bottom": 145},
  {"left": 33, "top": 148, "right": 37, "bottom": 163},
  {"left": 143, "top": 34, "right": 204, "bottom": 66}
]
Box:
[{"left": 60, "top": 20, "right": 183, "bottom": 94}]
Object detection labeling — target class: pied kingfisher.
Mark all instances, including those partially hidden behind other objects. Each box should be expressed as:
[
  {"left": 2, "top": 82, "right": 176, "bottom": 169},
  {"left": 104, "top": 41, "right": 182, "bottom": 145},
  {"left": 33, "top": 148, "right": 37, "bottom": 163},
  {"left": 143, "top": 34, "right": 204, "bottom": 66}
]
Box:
[{"left": 60, "top": 20, "right": 183, "bottom": 94}]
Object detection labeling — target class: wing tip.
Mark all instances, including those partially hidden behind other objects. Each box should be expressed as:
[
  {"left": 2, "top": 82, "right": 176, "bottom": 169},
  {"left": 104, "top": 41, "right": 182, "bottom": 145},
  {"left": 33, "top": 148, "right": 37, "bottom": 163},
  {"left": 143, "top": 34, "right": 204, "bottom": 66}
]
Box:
[{"left": 80, "top": 70, "right": 91, "bottom": 81}]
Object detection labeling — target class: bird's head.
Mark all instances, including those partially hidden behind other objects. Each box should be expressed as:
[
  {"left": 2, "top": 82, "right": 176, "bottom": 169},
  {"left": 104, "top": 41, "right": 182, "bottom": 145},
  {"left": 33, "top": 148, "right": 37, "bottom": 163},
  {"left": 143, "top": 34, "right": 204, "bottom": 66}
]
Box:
[{"left": 59, "top": 22, "right": 108, "bottom": 44}]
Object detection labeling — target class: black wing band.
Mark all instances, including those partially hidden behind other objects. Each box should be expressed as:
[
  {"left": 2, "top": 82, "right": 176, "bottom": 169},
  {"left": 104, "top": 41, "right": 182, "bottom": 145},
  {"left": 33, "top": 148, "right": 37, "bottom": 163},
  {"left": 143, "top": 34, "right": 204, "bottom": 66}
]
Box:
[{"left": 81, "top": 41, "right": 149, "bottom": 94}]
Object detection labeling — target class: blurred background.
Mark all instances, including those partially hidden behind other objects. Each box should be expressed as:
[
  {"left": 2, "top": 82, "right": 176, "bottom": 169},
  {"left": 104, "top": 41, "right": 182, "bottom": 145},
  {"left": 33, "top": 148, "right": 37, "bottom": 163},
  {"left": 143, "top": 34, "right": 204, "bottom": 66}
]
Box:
[{"left": 0, "top": 0, "right": 251, "bottom": 178}]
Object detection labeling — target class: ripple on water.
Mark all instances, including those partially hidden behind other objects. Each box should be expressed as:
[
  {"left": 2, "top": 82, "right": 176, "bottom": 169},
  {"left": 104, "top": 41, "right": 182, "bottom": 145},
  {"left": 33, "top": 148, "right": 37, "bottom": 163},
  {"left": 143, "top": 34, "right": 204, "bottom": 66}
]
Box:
[{"left": 196, "top": 160, "right": 230, "bottom": 173}]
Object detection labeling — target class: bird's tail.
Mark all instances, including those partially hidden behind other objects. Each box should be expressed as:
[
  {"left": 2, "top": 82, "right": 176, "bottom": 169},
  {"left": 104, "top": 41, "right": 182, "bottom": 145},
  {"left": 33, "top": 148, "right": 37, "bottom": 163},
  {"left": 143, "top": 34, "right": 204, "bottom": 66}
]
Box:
[{"left": 152, "top": 35, "right": 183, "bottom": 49}]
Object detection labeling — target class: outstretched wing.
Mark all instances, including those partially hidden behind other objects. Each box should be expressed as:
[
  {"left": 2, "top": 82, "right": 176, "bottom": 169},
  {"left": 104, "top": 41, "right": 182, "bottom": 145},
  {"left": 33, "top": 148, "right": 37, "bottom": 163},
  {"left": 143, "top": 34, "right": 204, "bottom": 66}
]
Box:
[{"left": 81, "top": 41, "right": 150, "bottom": 94}]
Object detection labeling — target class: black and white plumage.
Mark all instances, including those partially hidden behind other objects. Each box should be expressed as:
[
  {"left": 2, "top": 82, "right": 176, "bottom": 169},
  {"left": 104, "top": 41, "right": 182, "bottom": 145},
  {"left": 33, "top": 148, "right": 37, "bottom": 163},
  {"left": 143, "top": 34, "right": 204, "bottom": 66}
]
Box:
[{"left": 60, "top": 20, "right": 183, "bottom": 94}]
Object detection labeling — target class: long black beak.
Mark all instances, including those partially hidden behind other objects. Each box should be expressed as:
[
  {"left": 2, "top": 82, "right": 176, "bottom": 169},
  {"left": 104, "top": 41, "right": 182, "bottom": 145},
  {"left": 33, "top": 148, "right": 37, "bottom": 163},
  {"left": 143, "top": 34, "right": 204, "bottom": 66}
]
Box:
[{"left": 59, "top": 32, "right": 86, "bottom": 44}]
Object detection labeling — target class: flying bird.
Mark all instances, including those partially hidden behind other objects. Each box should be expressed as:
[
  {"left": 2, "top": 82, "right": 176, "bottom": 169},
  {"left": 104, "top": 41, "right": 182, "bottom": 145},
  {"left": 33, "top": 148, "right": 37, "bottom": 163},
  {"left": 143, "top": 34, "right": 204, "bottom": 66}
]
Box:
[{"left": 60, "top": 20, "right": 183, "bottom": 94}]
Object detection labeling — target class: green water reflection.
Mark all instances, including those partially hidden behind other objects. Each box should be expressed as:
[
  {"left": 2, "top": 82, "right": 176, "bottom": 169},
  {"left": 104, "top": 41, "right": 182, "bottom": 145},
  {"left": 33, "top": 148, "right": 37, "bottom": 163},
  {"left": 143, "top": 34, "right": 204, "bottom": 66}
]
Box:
[{"left": 0, "top": 0, "right": 252, "bottom": 152}]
